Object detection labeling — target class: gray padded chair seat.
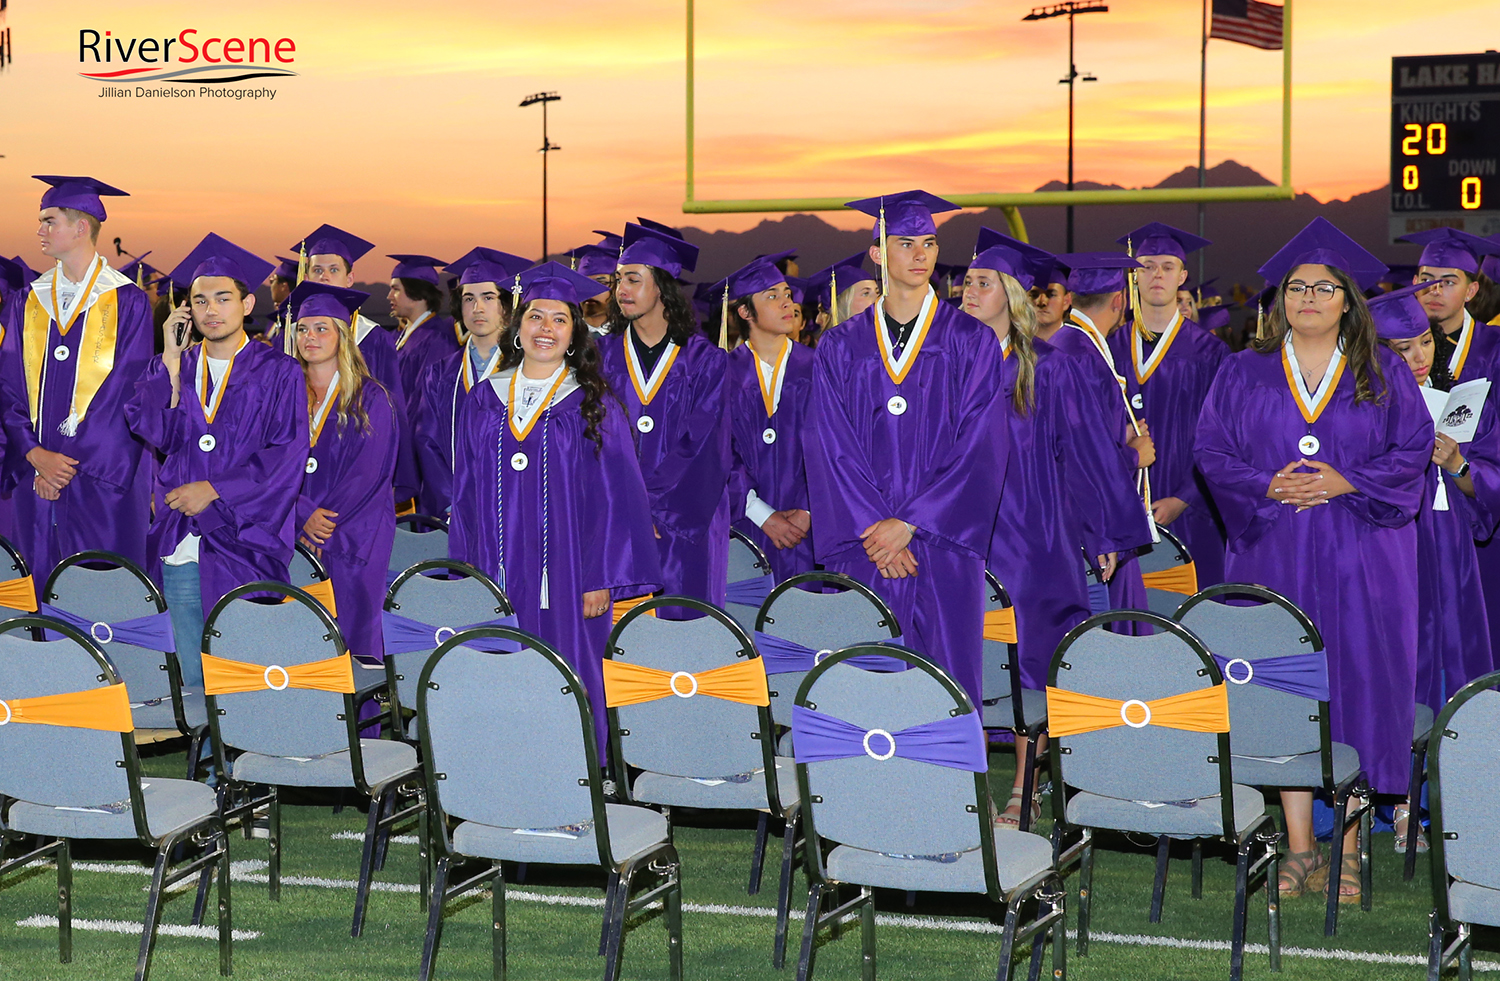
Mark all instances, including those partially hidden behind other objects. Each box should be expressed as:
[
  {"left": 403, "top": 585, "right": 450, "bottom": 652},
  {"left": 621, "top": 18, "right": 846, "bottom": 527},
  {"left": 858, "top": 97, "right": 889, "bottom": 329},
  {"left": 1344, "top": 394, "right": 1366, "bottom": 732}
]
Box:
[
  {"left": 632, "top": 756, "right": 797, "bottom": 811},
  {"left": 1231, "top": 741, "right": 1361, "bottom": 789},
  {"left": 232, "top": 739, "right": 417, "bottom": 788},
  {"left": 451, "top": 802, "right": 669, "bottom": 865},
  {"left": 8, "top": 777, "right": 217, "bottom": 840},
  {"left": 1449, "top": 881, "right": 1500, "bottom": 927},
  {"left": 1416, "top": 703, "right": 1435, "bottom": 739},
  {"left": 982, "top": 689, "right": 1048, "bottom": 730},
  {"left": 825, "top": 827, "right": 1054, "bottom": 894},
  {"left": 1065, "top": 784, "right": 1265, "bottom": 838}
]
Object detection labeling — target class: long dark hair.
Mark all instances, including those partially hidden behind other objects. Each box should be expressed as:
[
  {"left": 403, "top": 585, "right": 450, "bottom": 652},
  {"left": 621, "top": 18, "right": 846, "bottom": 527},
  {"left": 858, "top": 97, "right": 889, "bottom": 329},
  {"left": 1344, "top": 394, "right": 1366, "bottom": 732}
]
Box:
[
  {"left": 1253, "top": 264, "right": 1386, "bottom": 405},
  {"left": 499, "top": 299, "right": 618, "bottom": 452},
  {"left": 606, "top": 265, "right": 698, "bottom": 346}
]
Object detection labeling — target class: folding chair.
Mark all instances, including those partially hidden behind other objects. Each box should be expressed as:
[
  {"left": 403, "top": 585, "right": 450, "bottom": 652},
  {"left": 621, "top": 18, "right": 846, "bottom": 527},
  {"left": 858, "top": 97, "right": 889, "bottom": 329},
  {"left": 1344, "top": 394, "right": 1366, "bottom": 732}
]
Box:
[
  {"left": 0, "top": 532, "right": 36, "bottom": 617},
  {"left": 791, "top": 644, "right": 1066, "bottom": 981},
  {"left": 383, "top": 559, "right": 514, "bottom": 740},
  {"left": 1136, "top": 525, "right": 1197, "bottom": 618},
  {"left": 203, "top": 581, "right": 426, "bottom": 937},
  {"left": 607, "top": 596, "right": 795, "bottom": 965},
  {"left": 725, "top": 528, "right": 774, "bottom": 632},
  {"left": 0, "top": 617, "right": 230, "bottom": 981},
  {"left": 981, "top": 570, "right": 1048, "bottom": 832},
  {"left": 1047, "top": 610, "right": 1282, "bottom": 981},
  {"left": 41, "top": 550, "right": 209, "bottom": 775},
  {"left": 1426, "top": 670, "right": 1500, "bottom": 981},
  {"left": 389, "top": 514, "right": 450, "bottom": 586},
  {"left": 1175, "top": 583, "right": 1373, "bottom": 936},
  {"left": 418, "top": 625, "right": 682, "bottom": 981}
]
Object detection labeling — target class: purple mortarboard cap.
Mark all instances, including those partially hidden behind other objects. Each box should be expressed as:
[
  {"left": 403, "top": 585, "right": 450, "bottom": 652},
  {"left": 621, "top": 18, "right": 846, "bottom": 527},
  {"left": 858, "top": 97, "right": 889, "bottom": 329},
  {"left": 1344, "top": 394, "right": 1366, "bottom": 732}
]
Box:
[
  {"left": 272, "top": 256, "right": 299, "bottom": 280},
  {"left": 388, "top": 254, "right": 448, "bottom": 285},
  {"left": 846, "top": 190, "right": 961, "bottom": 240},
  {"left": 1183, "top": 275, "right": 1220, "bottom": 295},
  {"left": 169, "top": 233, "right": 275, "bottom": 292},
  {"left": 636, "top": 217, "right": 685, "bottom": 240},
  {"left": 690, "top": 281, "right": 717, "bottom": 319},
  {"left": 33, "top": 175, "right": 128, "bottom": 222},
  {"left": 1257, "top": 217, "right": 1388, "bottom": 291},
  {"left": 11, "top": 256, "right": 39, "bottom": 285},
  {"left": 1057, "top": 252, "right": 1142, "bottom": 294},
  {"left": 289, "top": 281, "right": 369, "bottom": 323},
  {"left": 0, "top": 257, "right": 28, "bottom": 296},
  {"left": 725, "top": 257, "right": 789, "bottom": 299},
  {"left": 517, "top": 261, "right": 612, "bottom": 307},
  {"left": 1370, "top": 281, "right": 1443, "bottom": 341},
  {"left": 972, "top": 227, "right": 1054, "bottom": 291},
  {"left": 970, "top": 247, "right": 1034, "bottom": 289},
  {"left": 592, "top": 229, "right": 624, "bottom": 253},
  {"left": 618, "top": 223, "right": 699, "bottom": 277},
  {"left": 1382, "top": 264, "right": 1420, "bottom": 287},
  {"left": 1197, "top": 304, "right": 1231, "bottom": 333},
  {"left": 1483, "top": 255, "right": 1500, "bottom": 283},
  {"left": 565, "top": 245, "right": 618, "bottom": 279},
  {"left": 786, "top": 276, "right": 808, "bottom": 305},
  {"left": 1117, "top": 221, "right": 1211, "bottom": 260},
  {"left": 447, "top": 248, "right": 532, "bottom": 288},
  {"left": 1398, "top": 227, "right": 1500, "bottom": 276},
  {"left": 808, "top": 252, "right": 877, "bottom": 307},
  {"left": 291, "top": 224, "right": 375, "bottom": 267},
  {"left": 118, "top": 252, "right": 157, "bottom": 283}
]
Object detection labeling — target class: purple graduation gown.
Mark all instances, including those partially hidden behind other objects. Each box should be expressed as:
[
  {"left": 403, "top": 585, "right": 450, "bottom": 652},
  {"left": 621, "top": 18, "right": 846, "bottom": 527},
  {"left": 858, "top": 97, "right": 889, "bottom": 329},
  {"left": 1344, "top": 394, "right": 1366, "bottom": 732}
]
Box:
[
  {"left": 357, "top": 316, "right": 418, "bottom": 503},
  {"left": 126, "top": 341, "right": 309, "bottom": 612},
  {"left": 448, "top": 370, "right": 663, "bottom": 742},
  {"left": 597, "top": 330, "right": 730, "bottom": 608},
  {"left": 989, "top": 339, "right": 1156, "bottom": 689},
  {"left": 1195, "top": 344, "right": 1432, "bottom": 793},
  {"left": 1441, "top": 316, "right": 1500, "bottom": 654},
  {"left": 396, "top": 313, "right": 461, "bottom": 421},
  {"left": 1110, "top": 315, "right": 1230, "bottom": 585},
  {"left": 1047, "top": 315, "right": 1154, "bottom": 617},
  {"left": 0, "top": 265, "right": 153, "bottom": 577},
  {"left": 727, "top": 341, "right": 815, "bottom": 582},
  {"left": 412, "top": 342, "right": 499, "bottom": 518},
  {"left": 806, "top": 296, "right": 1007, "bottom": 706},
  {"left": 298, "top": 382, "right": 399, "bottom": 661}
]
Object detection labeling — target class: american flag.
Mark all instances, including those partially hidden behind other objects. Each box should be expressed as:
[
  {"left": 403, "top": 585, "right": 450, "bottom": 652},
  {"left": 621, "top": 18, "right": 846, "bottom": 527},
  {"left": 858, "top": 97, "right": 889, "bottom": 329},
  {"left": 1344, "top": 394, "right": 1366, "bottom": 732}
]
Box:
[{"left": 1210, "top": 0, "right": 1284, "bottom": 50}]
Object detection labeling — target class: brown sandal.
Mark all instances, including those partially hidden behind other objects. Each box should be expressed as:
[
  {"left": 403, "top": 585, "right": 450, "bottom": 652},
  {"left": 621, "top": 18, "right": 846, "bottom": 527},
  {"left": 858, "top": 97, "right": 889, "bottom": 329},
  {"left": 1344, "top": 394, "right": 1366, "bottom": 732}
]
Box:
[
  {"left": 1277, "top": 848, "right": 1326, "bottom": 898},
  {"left": 1336, "top": 853, "right": 1362, "bottom": 905}
]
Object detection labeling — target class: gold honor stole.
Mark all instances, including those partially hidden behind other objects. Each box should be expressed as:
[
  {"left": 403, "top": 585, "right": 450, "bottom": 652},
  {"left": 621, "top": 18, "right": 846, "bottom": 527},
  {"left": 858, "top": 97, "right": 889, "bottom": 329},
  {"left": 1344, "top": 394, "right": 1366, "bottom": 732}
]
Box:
[
  {"left": 624, "top": 336, "right": 680, "bottom": 408},
  {"left": 983, "top": 606, "right": 1018, "bottom": 644},
  {"left": 201, "top": 652, "right": 355, "bottom": 695},
  {"left": 22, "top": 265, "right": 119, "bottom": 434},
  {"left": 507, "top": 368, "right": 570, "bottom": 441},
  {"left": 1132, "top": 312, "right": 1183, "bottom": 385},
  {"left": 1071, "top": 313, "right": 1157, "bottom": 540},
  {"left": 874, "top": 289, "right": 938, "bottom": 385},
  {"left": 602, "top": 657, "right": 769, "bottom": 708},
  {"left": 395, "top": 311, "right": 432, "bottom": 351},
  {"left": 197, "top": 335, "right": 249, "bottom": 426},
  {"left": 754, "top": 339, "right": 792, "bottom": 418},
  {"left": 1281, "top": 343, "right": 1345, "bottom": 425},
  {"left": 309, "top": 373, "right": 339, "bottom": 448},
  {"left": 1450, "top": 312, "right": 1476, "bottom": 382},
  {"left": 0, "top": 682, "right": 133, "bottom": 732},
  {"left": 1045, "top": 685, "right": 1229, "bottom": 738}
]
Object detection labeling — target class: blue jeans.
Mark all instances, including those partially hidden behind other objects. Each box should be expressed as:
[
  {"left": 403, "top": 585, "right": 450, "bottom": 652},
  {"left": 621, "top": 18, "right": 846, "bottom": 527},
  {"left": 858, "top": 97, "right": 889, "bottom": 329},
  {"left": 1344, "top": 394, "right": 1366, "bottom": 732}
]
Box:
[{"left": 162, "top": 562, "right": 206, "bottom": 690}]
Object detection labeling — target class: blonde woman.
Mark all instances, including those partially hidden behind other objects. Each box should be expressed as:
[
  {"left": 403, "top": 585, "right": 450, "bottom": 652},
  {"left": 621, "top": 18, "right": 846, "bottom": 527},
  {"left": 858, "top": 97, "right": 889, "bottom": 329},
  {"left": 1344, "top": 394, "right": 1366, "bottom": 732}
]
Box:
[{"left": 289, "top": 281, "right": 399, "bottom": 663}]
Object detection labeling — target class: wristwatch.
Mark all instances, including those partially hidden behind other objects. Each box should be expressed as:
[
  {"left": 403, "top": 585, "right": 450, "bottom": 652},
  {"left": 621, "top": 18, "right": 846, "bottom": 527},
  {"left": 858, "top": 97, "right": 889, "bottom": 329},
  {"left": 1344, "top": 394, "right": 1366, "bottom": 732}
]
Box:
[{"left": 1449, "top": 459, "right": 1471, "bottom": 479}]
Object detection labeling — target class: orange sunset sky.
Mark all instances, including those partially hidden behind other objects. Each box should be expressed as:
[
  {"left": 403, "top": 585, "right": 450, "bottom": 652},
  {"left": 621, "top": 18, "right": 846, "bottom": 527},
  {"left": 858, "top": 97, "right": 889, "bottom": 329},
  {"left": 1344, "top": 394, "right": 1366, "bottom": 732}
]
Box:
[{"left": 0, "top": 0, "right": 1494, "bottom": 270}]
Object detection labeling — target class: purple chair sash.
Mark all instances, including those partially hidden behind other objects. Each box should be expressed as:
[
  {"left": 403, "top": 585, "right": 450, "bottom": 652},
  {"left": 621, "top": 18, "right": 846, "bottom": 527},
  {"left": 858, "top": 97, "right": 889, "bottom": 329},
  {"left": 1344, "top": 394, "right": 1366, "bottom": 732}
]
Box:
[
  {"left": 725, "top": 574, "right": 773, "bottom": 608},
  {"left": 1087, "top": 581, "right": 1110, "bottom": 615},
  {"left": 1211, "top": 651, "right": 1330, "bottom": 701},
  {"left": 791, "top": 705, "right": 988, "bottom": 772},
  {"left": 753, "top": 632, "right": 908, "bottom": 675},
  {"left": 38, "top": 604, "right": 177, "bottom": 652},
  {"left": 382, "top": 612, "right": 521, "bottom": 655}
]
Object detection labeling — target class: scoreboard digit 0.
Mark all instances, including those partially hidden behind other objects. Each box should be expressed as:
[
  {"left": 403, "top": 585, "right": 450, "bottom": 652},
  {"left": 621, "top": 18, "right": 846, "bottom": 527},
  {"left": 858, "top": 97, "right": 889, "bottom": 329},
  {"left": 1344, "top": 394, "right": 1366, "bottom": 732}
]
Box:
[{"left": 1390, "top": 52, "right": 1500, "bottom": 243}]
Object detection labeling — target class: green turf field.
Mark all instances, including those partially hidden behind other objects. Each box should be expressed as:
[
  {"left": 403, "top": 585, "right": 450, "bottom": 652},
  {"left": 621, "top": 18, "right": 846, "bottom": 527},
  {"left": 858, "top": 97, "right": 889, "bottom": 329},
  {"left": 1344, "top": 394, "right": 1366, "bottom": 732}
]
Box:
[{"left": 0, "top": 741, "right": 1484, "bottom": 980}]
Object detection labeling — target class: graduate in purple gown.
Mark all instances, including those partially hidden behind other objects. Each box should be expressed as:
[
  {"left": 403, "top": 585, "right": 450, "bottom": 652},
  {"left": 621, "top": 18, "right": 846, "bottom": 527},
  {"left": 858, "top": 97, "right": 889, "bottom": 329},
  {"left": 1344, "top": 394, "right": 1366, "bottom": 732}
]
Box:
[
  {"left": 721, "top": 255, "right": 815, "bottom": 582},
  {"left": 449, "top": 262, "right": 662, "bottom": 743},
  {"left": 0, "top": 256, "right": 39, "bottom": 543},
  {"left": 388, "top": 254, "right": 461, "bottom": 421},
  {"left": 291, "top": 282, "right": 400, "bottom": 662},
  {"left": 412, "top": 248, "right": 531, "bottom": 518},
  {"left": 1047, "top": 252, "right": 1158, "bottom": 618},
  {"left": 962, "top": 230, "right": 1153, "bottom": 824},
  {"left": 1108, "top": 223, "right": 1230, "bottom": 586},
  {"left": 805, "top": 190, "right": 1008, "bottom": 707},
  {"left": 1195, "top": 218, "right": 1431, "bottom": 903},
  {"left": 807, "top": 252, "right": 880, "bottom": 339},
  {"left": 1, "top": 176, "right": 154, "bottom": 578},
  {"left": 597, "top": 223, "right": 730, "bottom": 610},
  {"left": 125, "top": 235, "right": 308, "bottom": 688},
  {"left": 564, "top": 242, "right": 619, "bottom": 336}
]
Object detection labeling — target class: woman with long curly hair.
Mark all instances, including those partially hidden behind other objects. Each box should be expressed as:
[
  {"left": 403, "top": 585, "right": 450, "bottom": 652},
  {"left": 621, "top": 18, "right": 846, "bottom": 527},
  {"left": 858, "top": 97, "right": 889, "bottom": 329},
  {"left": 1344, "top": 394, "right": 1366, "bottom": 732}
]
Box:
[
  {"left": 449, "top": 262, "right": 661, "bottom": 744},
  {"left": 1196, "top": 218, "right": 1432, "bottom": 905},
  {"left": 290, "top": 281, "right": 400, "bottom": 664}
]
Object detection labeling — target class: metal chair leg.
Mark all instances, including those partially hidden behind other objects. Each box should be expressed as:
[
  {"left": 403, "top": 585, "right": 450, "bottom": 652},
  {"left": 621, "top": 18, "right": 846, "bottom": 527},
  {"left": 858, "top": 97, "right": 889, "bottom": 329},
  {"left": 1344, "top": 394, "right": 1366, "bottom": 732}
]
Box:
[
  {"left": 268, "top": 791, "right": 282, "bottom": 902},
  {"left": 57, "top": 838, "right": 72, "bottom": 965},
  {"left": 1018, "top": 735, "right": 1039, "bottom": 834},
  {"left": 1427, "top": 910, "right": 1444, "bottom": 981},
  {"left": 1191, "top": 840, "right": 1204, "bottom": 900},
  {"left": 1266, "top": 842, "right": 1281, "bottom": 973},
  {"left": 997, "top": 900, "right": 1021, "bottom": 981},
  {"left": 492, "top": 866, "right": 506, "bottom": 981},
  {"left": 1230, "top": 837, "right": 1252, "bottom": 981},
  {"left": 1149, "top": 835, "right": 1170, "bottom": 923},
  {"left": 666, "top": 862, "right": 684, "bottom": 981},
  {"left": 1324, "top": 788, "right": 1350, "bottom": 937},
  {"left": 1405, "top": 740, "right": 1428, "bottom": 882},
  {"left": 216, "top": 832, "right": 232, "bottom": 978},
  {"left": 603, "top": 862, "right": 636, "bottom": 981},
  {"left": 795, "top": 882, "right": 824, "bottom": 981},
  {"left": 1077, "top": 838, "right": 1094, "bottom": 956},
  {"left": 598, "top": 870, "right": 621, "bottom": 956},
  {"left": 136, "top": 838, "right": 175, "bottom": 981},
  {"left": 774, "top": 810, "right": 799, "bottom": 969},
  {"left": 352, "top": 786, "right": 385, "bottom": 937},
  {"left": 418, "top": 856, "right": 450, "bottom": 981},
  {"left": 1360, "top": 800, "right": 1373, "bottom": 913},
  {"left": 749, "top": 811, "right": 768, "bottom": 896},
  {"left": 859, "top": 886, "right": 876, "bottom": 981}
]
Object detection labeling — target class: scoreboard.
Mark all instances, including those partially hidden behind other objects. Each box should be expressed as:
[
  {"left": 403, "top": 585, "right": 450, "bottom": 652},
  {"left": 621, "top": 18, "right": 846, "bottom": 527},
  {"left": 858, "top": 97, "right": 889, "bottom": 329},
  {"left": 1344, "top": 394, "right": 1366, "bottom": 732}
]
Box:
[{"left": 1390, "top": 52, "right": 1500, "bottom": 243}]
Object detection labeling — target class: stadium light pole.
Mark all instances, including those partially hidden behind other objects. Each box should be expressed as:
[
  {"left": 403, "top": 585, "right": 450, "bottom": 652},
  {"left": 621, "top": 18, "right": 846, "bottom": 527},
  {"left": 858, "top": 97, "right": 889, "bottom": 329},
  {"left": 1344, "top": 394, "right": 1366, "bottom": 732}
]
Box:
[
  {"left": 520, "top": 91, "right": 562, "bottom": 259},
  {"left": 1023, "top": 2, "right": 1108, "bottom": 252}
]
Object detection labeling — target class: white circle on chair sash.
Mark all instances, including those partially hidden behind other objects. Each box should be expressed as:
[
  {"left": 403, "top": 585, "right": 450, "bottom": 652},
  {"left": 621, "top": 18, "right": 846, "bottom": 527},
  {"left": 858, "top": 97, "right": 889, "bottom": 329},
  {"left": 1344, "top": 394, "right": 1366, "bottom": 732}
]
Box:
[
  {"left": 637, "top": 415, "right": 655, "bottom": 434},
  {"left": 199, "top": 434, "right": 217, "bottom": 453},
  {"left": 305, "top": 458, "right": 318, "bottom": 475},
  {"left": 0, "top": 698, "right": 11, "bottom": 725},
  {"left": 668, "top": 671, "right": 698, "bottom": 698},
  {"left": 263, "top": 665, "right": 291, "bottom": 691},
  {"left": 434, "top": 626, "right": 456, "bottom": 645},
  {"left": 886, "top": 395, "right": 907, "bottom": 416},
  {"left": 1120, "top": 699, "right": 1152, "bottom": 728},
  {"left": 862, "top": 728, "right": 896, "bottom": 761},
  {"left": 1298, "top": 435, "right": 1320, "bottom": 456},
  {"left": 1224, "top": 658, "right": 1255, "bottom": 685},
  {"left": 54, "top": 345, "right": 70, "bottom": 362},
  {"left": 814, "top": 649, "right": 833, "bottom": 665},
  {"left": 510, "top": 452, "right": 529, "bottom": 472},
  {"left": 90, "top": 621, "right": 114, "bottom": 645},
  {"left": 762, "top": 428, "right": 777, "bottom": 445}
]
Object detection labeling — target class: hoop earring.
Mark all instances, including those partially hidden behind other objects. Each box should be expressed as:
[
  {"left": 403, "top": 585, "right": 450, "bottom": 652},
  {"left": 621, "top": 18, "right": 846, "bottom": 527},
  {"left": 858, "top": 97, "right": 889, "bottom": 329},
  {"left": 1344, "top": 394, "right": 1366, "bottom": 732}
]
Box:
[
  {"left": 513, "top": 333, "right": 522, "bottom": 349},
  {"left": 566, "top": 347, "right": 574, "bottom": 356}
]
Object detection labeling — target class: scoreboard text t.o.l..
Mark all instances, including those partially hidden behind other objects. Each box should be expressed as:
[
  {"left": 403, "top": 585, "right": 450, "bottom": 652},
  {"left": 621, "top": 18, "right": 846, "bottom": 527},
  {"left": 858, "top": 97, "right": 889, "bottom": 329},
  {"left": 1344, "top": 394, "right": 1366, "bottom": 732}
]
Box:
[{"left": 1390, "top": 52, "right": 1500, "bottom": 243}]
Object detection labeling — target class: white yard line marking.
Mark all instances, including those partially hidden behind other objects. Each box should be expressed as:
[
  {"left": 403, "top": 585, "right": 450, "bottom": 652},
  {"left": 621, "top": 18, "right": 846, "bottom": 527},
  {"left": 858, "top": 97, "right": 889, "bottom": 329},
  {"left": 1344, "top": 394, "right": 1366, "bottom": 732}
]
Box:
[
  {"left": 15, "top": 915, "right": 260, "bottom": 941},
  {"left": 331, "top": 831, "right": 418, "bottom": 845}
]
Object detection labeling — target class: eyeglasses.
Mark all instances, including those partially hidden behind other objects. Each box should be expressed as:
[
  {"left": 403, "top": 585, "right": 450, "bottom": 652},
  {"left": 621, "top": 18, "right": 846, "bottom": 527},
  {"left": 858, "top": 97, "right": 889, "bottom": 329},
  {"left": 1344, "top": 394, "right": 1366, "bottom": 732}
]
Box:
[{"left": 1285, "top": 282, "right": 1345, "bottom": 299}]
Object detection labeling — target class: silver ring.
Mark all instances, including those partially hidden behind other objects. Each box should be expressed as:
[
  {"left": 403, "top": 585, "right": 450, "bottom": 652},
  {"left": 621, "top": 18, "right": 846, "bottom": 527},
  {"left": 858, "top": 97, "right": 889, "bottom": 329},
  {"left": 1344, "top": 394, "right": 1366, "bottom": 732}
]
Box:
[
  {"left": 814, "top": 648, "right": 834, "bottom": 665},
  {"left": 669, "top": 671, "right": 698, "bottom": 698},
  {"left": 0, "top": 698, "right": 11, "bottom": 725},
  {"left": 1224, "top": 658, "right": 1255, "bottom": 685},
  {"left": 91, "top": 621, "right": 114, "bottom": 645},
  {"left": 1120, "top": 699, "right": 1151, "bottom": 728},
  {"left": 263, "top": 665, "right": 291, "bottom": 691},
  {"left": 434, "top": 626, "right": 456, "bottom": 645},
  {"left": 862, "top": 728, "right": 896, "bottom": 760}
]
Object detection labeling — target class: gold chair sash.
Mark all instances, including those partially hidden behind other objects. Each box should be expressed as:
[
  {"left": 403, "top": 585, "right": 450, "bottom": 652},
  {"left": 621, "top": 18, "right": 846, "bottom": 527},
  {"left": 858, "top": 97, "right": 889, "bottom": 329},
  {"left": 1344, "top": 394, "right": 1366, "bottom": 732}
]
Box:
[
  {"left": 0, "top": 682, "right": 132, "bottom": 732},
  {"left": 1045, "top": 684, "right": 1228, "bottom": 738},
  {"left": 983, "top": 607, "right": 1018, "bottom": 644},
  {"left": 285, "top": 579, "right": 339, "bottom": 618},
  {"left": 1141, "top": 562, "right": 1198, "bottom": 596},
  {"left": 202, "top": 652, "right": 355, "bottom": 696},
  {"left": 0, "top": 575, "right": 38, "bottom": 612},
  {"left": 611, "top": 594, "right": 657, "bottom": 625},
  {"left": 602, "top": 657, "right": 769, "bottom": 708}
]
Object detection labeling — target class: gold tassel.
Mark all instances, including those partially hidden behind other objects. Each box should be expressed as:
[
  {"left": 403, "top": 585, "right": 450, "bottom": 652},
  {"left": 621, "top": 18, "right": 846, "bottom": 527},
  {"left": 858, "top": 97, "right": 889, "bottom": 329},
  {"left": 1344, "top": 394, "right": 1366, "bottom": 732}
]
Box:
[
  {"left": 1128, "top": 236, "right": 1155, "bottom": 343},
  {"left": 828, "top": 268, "right": 840, "bottom": 328},
  {"left": 134, "top": 263, "right": 144, "bottom": 288},
  {"left": 296, "top": 240, "right": 308, "bottom": 285},
  {"left": 719, "top": 282, "right": 730, "bottom": 351},
  {"left": 878, "top": 199, "right": 889, "bottom": 301},
  {"left": 1256, "top": 297, "right": 1266, "bottom": 341}
]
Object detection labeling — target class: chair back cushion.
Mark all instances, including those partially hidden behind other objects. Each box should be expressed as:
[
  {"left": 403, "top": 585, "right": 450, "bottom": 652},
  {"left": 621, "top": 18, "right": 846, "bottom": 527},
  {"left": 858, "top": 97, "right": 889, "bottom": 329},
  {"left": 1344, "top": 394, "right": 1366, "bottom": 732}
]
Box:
[
  {"left": 389, "top": 526, "right": 450, "bottom": 579},
  {"left": 386, "top": 568, "right": 509, "bottom": 709},
  {"left": 47, "top": 561, "right": 172, "bottom": 705},
  {"left": 1436, "top": 687, "right": 1500, "bottom": 889},
  {"left": 760, "top": 582, "right": 896, "bottom": 727}
]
